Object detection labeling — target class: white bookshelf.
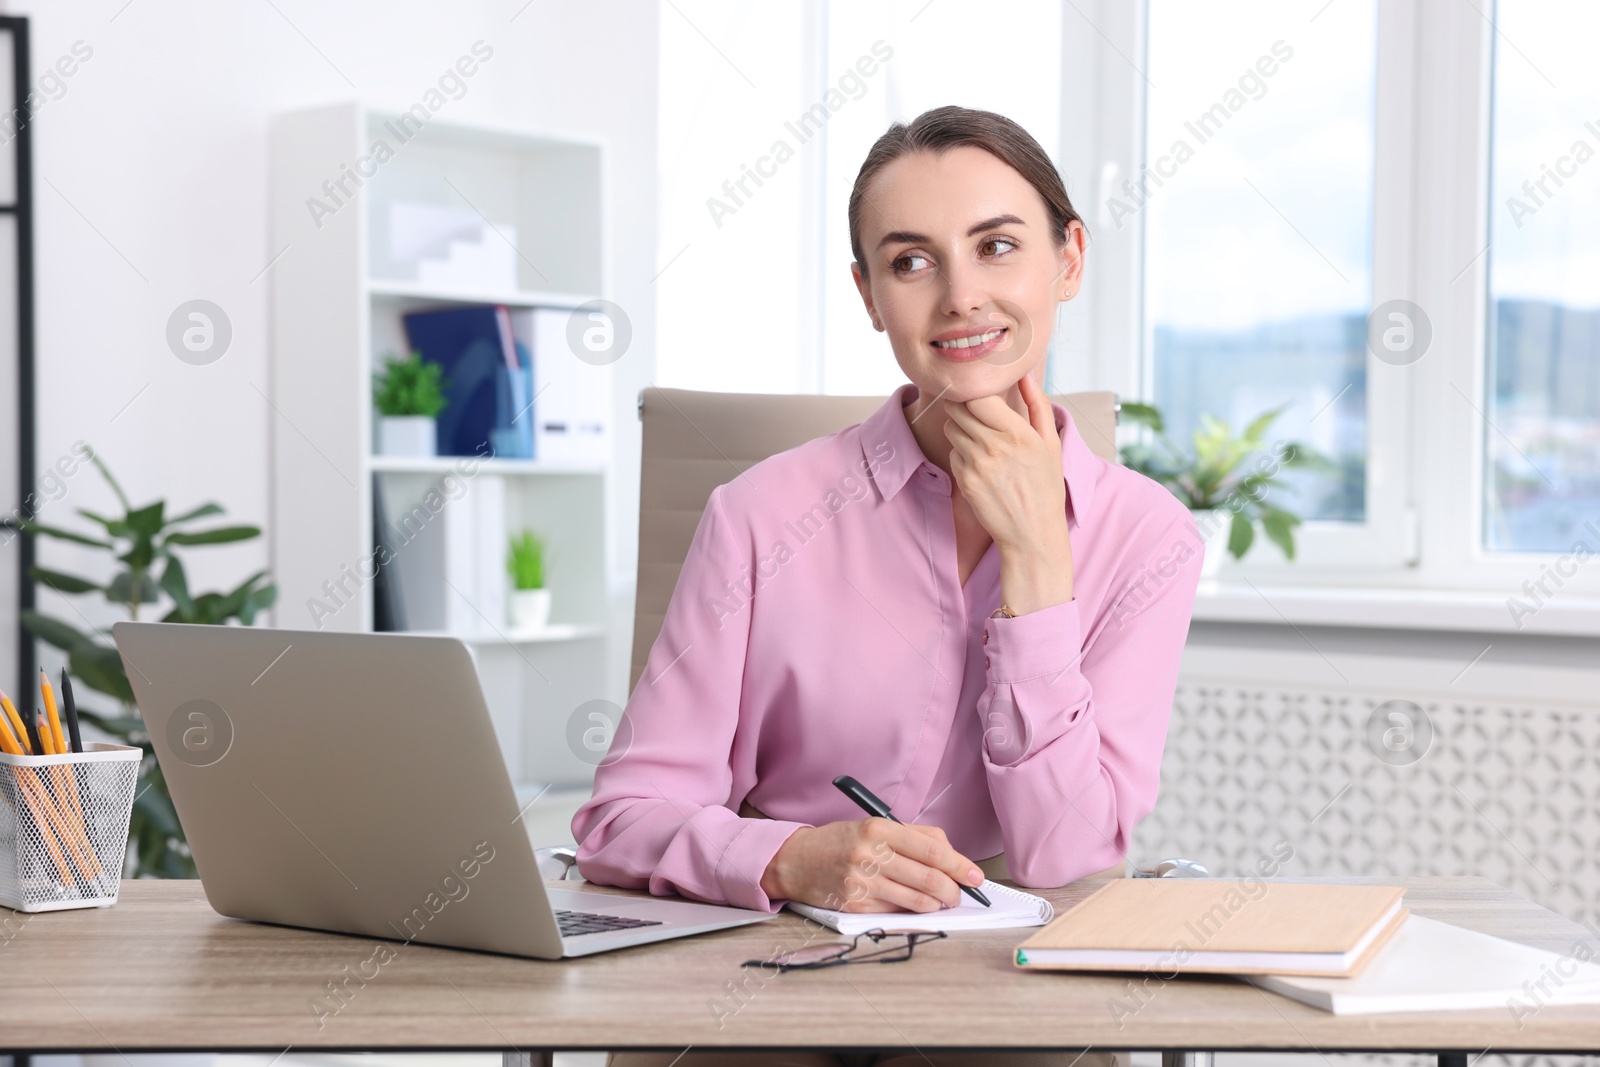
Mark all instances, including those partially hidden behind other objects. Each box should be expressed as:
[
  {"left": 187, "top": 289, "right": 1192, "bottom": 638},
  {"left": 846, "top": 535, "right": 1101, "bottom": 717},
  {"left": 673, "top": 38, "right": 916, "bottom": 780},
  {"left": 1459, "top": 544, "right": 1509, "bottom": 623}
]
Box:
[{"left": 269, "top": 102, "right": 615, "bottom": 795}]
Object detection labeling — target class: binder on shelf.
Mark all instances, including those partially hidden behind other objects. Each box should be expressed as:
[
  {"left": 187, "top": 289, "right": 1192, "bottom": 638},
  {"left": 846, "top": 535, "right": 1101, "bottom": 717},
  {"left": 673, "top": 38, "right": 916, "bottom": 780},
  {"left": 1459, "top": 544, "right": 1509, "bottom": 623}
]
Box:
[
  {"left": 493, "top": 314, "right": 534, "bottom": 460},
  {"left": 510, "top": 307, "right": 611, "bottom": 464},
  {"left": 472, "top": 474, "right": 507, "bottom": 635},
  {"left": 372, "top": 467, "right": 514, "bottom": 639},
  {"left": 402, "top": 305, "right": 530, "bottom": 459},
  {"left": 371, "top": 475, "right": 408, "bottom": 632},
  {"left": 439, "top": 477, "right": 480, "bottom": 635}
]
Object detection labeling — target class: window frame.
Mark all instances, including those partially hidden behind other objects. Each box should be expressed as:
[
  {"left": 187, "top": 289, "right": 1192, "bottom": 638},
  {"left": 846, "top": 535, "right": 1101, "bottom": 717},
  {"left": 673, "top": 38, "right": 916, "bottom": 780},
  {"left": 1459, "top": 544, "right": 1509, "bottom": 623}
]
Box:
[{"left": 1052, "top": 0, "right": 1600, "bottom": 600}]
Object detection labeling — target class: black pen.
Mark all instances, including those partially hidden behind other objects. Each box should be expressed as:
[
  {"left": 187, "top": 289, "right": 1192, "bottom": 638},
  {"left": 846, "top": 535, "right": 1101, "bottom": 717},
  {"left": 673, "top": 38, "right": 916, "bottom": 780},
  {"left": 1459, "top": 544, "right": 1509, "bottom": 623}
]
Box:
[{"left": 832, "top": 774, "right": 991, "bottom": 907}]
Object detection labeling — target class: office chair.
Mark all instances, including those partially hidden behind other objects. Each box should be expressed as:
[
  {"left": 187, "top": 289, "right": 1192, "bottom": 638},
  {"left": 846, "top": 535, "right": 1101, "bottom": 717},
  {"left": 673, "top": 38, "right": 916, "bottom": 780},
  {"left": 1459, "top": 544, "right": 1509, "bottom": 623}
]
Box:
[{"left": 597, "top": 385, "right": 1204, "bottom": 887}]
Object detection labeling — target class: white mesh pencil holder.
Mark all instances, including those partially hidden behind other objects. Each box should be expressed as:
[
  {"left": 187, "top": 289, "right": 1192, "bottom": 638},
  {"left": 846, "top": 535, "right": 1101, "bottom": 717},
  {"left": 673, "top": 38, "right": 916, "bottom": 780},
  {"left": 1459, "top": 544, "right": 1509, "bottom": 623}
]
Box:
[{"left": 0, "top": 743, "right": 141, "bottom": 912}]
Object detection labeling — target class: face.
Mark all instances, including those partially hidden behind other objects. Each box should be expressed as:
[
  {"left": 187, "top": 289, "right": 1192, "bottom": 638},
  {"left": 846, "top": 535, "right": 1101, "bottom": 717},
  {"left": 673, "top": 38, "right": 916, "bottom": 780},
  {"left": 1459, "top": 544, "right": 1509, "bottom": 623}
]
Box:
[{"left": 851, "top": 145, "right": 1085, "bottom": 404}]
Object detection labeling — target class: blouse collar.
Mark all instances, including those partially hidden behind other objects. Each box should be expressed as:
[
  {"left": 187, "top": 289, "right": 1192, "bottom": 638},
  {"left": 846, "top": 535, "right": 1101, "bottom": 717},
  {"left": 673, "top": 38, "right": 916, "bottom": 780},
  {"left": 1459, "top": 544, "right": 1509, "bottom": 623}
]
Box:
[{"left": 858, "top": 381, "right": 1100, "bottom": 526}]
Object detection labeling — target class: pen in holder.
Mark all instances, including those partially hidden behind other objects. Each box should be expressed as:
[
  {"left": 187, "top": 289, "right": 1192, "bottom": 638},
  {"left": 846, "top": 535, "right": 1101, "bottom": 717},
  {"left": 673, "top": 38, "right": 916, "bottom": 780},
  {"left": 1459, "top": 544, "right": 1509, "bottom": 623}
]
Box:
[{"left": 0, "top": 743, "right": 141, "bottom": 912}]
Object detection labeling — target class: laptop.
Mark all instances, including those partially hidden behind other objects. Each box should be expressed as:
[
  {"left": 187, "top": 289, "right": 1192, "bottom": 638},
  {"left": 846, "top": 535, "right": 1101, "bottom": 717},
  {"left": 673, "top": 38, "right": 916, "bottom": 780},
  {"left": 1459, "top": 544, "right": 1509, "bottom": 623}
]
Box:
[{"left": 111, "top": 621, "right": 776, "bottom": 958}]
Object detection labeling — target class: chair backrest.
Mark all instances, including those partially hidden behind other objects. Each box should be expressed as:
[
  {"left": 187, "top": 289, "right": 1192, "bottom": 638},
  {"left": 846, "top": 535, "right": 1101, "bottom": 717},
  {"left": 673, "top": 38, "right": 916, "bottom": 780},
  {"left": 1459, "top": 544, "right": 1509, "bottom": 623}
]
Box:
[{"left": 630, "top": 387, "right": 1120, "bottom": 694}]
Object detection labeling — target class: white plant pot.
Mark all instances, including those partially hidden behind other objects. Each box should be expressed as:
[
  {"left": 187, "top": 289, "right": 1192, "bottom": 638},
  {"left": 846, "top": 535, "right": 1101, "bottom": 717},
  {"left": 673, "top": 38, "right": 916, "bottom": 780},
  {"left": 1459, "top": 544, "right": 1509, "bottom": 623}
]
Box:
[
  {"left": 378, "top": 415, "right": 437, "bottom": 457},
  {"left": 1190, "top": 508, "right": 1235, "bottom": 577},
  {"left": 509, "top": 587, "right": 552, "bottom": 630}
]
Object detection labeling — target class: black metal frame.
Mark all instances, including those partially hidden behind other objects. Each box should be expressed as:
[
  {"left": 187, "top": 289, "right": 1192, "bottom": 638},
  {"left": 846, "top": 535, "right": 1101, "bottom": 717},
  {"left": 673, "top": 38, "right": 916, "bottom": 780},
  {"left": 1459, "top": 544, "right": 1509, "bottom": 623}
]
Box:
[{"left": 0, "top": 16, "right": 33, "bottom": 699}]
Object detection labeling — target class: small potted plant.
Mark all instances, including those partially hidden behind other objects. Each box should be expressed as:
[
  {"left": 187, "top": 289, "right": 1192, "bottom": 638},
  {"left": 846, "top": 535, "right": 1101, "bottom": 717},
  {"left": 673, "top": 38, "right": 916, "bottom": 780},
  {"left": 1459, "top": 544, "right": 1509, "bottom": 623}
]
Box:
[
  {"left": 1119, "top": 401, "right": 1333, "bottom": 576},
  {"left": 373, "top": 350, "right": 447, "bottom": 457},
  {"left": 507, "top": 529, "right": 551, "bottom": 630}
]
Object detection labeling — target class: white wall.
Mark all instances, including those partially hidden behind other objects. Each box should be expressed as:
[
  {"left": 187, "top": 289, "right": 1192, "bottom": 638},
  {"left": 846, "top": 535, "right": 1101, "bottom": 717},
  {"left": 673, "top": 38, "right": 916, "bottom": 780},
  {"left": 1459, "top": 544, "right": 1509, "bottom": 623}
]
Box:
[{"left": 6, "top": 0, "right": 657, "bottom": 694}]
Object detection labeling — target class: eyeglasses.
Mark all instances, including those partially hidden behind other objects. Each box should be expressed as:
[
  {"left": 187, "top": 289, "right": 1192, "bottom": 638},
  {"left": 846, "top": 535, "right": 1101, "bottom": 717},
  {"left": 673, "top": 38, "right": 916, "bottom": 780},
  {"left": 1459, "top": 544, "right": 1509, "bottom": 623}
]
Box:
[{"left": 742, "top": 928, "right": 949, "bottom": 972}]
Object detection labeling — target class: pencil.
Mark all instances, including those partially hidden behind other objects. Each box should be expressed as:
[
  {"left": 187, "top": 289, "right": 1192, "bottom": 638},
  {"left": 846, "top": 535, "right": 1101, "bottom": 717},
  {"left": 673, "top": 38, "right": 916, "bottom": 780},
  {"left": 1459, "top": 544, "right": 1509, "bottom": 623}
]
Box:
[
  {"left": 0, "top": 698, "right": 23, "bottom": 755},
  {"left": 49, "top": 675, "right": 99, "bottom": 878},
  {"left": 22, "top": 707, "right": 44, "bottom": 759},
  {"left": 0, "top": 696, "right": 93, "bottom": 889},
  {"left": 0, "top": 691, "right": 30, "bottom": 754},
  {"left": 40, "top": 669, "right": 67, "bottom": 759},
  {"left": 31, "top": 711, "right": 101, "bottom": 885},
  {"left": 29, "top": 765, "right": 96, "bottom": 886},
  {"left": 60, "top": 670, "right": 83, "bottom": 754},
  {"left": 8, "top": 711, "right": 85, "bottom": 886},
  {"left": 18, "top": 776, "right": 74, "bottom": 884}
]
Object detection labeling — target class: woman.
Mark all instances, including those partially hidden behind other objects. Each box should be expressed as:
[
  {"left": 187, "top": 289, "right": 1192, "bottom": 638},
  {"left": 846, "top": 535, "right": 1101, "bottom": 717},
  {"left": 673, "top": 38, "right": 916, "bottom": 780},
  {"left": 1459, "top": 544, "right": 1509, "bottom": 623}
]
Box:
[{"left": 576, "top": 105, "right": 1204, "bottom": 1067}]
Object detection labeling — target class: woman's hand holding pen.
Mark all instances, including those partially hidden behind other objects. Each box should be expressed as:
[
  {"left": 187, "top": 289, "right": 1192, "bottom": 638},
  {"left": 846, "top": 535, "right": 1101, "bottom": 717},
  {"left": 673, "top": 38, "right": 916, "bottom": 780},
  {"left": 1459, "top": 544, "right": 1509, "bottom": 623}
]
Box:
[
  {"left": 941, "top": 371, "right": 1074, "bottom": 615},
  {"left": 758, "top": 818, "right": 987, "bottom": 912}
]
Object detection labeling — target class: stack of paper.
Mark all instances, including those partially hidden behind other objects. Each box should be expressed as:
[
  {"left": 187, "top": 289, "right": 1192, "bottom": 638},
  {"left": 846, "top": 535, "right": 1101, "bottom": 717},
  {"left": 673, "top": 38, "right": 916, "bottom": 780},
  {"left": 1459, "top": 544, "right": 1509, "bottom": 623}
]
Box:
[{"left": 1251, "top": 914, "right": 1600, "bottom": 1014}]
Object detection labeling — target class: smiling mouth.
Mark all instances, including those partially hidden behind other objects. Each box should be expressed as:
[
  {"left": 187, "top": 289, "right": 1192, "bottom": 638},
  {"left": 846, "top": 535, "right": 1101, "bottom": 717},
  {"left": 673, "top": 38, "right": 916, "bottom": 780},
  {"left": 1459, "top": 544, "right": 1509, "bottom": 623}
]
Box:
[{"left": 931, "top": 327, "right": 1007, "bottom": 351}]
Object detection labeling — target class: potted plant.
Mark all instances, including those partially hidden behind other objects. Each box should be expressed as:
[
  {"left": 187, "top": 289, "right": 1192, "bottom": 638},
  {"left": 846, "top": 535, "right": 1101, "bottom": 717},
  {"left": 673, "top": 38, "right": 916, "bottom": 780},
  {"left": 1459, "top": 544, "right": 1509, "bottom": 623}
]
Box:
[
  {"left": 20, "top": 452, "right": 277, "bottom": 878},
  {"left": 507, "top": 529, "right": 551, "bottom": 630},
  {"left": 1118, "top": 401, "right": 1332, "bottom": 576},
  {"left": 373, "top": 350, "right": 447, "bottom": 457}
]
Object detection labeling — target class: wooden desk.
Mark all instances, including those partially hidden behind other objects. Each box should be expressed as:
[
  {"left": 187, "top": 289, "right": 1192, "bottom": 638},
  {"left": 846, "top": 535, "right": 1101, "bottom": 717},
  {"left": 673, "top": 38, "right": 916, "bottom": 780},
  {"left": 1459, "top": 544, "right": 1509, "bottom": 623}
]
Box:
[{"left": 1, "top": 877, "right": 1597, "bottom": 1059}]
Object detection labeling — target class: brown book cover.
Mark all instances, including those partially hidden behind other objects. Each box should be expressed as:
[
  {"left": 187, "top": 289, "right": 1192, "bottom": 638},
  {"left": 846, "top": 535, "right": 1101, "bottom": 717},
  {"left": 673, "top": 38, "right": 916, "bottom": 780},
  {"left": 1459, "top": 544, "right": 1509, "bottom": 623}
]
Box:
[{"left": 1015, "top": 880, "right": 1408, "bottom": 977}]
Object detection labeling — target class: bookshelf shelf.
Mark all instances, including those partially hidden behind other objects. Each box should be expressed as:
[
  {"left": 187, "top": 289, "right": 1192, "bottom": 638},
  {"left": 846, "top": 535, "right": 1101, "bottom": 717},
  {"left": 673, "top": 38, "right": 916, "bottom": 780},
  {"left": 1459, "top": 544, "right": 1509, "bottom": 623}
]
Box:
[
  {"left": 369, "top": 455, "right": 605, "bottom": 477},
  {"left": 366, "top": 279, "right": 601, "bottom": 310},
  {"left": 415, "top": 622, "right": 605, "bottom": 645},
  {"left": 271, "top": 101, "right": 613, "bottom": 794}
]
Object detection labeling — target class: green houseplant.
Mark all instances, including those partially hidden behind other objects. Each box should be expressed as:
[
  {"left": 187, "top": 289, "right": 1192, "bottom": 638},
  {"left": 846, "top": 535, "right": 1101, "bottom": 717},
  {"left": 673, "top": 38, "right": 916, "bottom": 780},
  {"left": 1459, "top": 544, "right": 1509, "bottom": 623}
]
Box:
[
  {"left": 20, "top": 453, "right": 277, "bottom": 877},
  {"left": 1118, "top": 401, "right": 1332, "bottom": 570},
  {"left": 507, "top": 529, "right": 551, "bottom": 631},
  {"left": 373, "top": 350, "right": 447, "bottom": 457}
]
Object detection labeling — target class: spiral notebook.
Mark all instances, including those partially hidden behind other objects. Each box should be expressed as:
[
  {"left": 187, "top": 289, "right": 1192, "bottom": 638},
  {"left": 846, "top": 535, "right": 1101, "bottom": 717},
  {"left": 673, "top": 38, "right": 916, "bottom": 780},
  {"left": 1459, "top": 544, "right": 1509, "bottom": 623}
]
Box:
[{"left": 786, "top": 881, "right": 1054, "bottom": 934}]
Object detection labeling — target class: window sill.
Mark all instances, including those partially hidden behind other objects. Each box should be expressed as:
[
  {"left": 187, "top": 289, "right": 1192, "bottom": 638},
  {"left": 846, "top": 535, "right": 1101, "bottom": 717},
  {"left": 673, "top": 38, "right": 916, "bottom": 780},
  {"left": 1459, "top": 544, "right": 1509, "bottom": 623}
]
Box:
[{"left": 1190, "top": 579, "right": 1600, "bottom": 638}]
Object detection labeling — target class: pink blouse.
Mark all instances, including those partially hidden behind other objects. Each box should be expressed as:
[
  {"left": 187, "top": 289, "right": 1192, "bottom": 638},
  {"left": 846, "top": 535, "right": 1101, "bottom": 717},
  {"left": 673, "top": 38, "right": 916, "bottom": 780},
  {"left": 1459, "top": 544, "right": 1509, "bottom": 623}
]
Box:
[{"left": 572, "top": 382, "right": 1205, "bottom": 912}]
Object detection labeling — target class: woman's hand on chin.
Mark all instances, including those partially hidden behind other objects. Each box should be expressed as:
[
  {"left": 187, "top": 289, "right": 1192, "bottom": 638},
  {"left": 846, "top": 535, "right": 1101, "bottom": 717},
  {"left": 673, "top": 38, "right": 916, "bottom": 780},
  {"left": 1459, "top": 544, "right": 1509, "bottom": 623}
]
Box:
[
  {"left": 941, "top": 372, "right": 1075, "bottom": 612},
  {"left": 759, "top": 818, "right": 986, "bottom": 912}
]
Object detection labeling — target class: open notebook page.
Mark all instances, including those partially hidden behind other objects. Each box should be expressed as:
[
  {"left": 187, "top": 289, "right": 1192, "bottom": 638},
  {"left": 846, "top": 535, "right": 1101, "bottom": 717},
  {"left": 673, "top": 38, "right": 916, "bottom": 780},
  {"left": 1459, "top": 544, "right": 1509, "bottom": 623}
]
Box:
[{"left": 785, "top": 880, "right": 1054, "bottom": 935}]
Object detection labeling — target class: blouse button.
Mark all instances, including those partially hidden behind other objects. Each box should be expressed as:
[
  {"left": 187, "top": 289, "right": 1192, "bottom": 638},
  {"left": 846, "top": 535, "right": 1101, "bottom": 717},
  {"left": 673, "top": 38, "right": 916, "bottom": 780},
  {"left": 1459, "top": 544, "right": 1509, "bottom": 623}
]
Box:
[
  {"left": 985, "top": 656, "right": 991, "bottom": 669},
  {"left": 982, "top": 630, "right": 989, "bottom": 645}
]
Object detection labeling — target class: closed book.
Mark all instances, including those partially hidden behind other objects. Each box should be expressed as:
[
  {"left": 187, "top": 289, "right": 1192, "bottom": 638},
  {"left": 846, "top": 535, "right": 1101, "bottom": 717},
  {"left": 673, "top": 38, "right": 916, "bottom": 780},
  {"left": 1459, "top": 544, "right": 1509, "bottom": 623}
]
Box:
[{"left": 1014, "top": 880, "right": 1407, "bottom": 977}]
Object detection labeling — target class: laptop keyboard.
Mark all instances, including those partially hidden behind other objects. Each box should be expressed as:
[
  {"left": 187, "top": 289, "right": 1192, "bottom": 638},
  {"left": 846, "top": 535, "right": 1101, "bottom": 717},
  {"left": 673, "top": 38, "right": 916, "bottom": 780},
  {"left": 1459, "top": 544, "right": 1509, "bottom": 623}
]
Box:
[{"left": 556, "top": 908, "right": 665, "bottom": 938}]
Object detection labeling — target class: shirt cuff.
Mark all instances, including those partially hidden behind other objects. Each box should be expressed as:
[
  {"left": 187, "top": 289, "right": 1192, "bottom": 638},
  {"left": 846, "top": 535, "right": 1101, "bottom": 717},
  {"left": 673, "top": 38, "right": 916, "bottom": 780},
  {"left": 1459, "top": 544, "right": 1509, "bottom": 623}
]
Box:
[
  {"left": 982, "top": 597, "right": 1084, "bottom": 683},
  {"left": 718, "top": 817, "right": 813, "bottom": 913}
]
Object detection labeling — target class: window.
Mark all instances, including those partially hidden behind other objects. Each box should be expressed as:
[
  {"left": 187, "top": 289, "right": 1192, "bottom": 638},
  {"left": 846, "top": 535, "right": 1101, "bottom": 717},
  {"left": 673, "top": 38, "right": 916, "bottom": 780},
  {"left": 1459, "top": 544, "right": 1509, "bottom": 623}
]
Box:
[
  {"left": 656, "top": 0, "right": 1600, "bottom": 602},
  {"left": 1143, "top": 0, "right": 1377, "bottom": 525},
  {"left": 1483, "top": 0, "right": 1600, "bottom": 553}
]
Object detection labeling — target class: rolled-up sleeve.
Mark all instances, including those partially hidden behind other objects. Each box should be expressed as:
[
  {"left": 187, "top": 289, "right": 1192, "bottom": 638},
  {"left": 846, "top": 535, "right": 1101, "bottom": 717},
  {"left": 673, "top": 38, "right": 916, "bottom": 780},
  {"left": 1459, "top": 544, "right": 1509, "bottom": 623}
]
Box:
[
  {"left": 570, "top": 484, "right": 811, "bottom": 912},
  {"left": 976, "top": 513, "right": 1203, "bottom": 887}
]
